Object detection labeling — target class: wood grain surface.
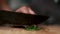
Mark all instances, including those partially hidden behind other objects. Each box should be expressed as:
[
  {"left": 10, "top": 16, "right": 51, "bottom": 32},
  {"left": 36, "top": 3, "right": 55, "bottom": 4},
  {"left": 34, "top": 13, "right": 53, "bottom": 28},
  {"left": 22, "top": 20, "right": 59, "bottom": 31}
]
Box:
[{"left": 0, "top": 25, "right": 60, "bottom": 34}]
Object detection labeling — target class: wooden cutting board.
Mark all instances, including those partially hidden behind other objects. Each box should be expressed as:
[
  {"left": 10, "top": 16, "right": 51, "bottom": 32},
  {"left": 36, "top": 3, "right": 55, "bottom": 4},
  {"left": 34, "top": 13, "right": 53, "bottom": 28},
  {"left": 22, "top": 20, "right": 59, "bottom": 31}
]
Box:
[{"left": 0, "top": 25, "right": 60, "bottom": 34}]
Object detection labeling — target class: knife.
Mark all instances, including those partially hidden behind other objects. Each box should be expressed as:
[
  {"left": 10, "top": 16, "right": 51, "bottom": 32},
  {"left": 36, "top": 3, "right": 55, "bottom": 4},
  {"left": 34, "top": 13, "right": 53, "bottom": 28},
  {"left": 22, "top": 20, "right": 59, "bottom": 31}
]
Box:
[{"left": 0, "top": 10, "right": 49, "bottom": 27}]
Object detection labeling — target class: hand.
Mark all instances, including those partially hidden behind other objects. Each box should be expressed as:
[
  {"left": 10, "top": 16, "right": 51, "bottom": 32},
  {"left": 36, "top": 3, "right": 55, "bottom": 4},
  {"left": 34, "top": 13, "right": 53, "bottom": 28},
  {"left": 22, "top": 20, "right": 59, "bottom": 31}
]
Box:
[
  {"left": 16, "top": 6, "right": 36, "bottom": 15},
  {"left": 1, "top": 0, "right": 35, "bottom": 15},
  {"left": 1, "top": 5, "right": 35, "bottom": 15}
]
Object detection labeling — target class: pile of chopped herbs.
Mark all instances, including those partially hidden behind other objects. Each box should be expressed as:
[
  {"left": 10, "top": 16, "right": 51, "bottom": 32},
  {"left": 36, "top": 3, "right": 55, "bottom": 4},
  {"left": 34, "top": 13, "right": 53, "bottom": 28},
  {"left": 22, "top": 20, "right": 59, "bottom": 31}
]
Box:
[{"left": 25, "top": 25, "right": 43, "bottom": 31}]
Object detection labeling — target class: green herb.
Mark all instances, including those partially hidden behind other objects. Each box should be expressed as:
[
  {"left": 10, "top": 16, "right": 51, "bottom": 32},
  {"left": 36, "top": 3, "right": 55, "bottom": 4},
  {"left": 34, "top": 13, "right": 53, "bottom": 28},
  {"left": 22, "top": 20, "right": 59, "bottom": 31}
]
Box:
[{"left": 25, "top": 25, "right": 43, "bottom": 31}]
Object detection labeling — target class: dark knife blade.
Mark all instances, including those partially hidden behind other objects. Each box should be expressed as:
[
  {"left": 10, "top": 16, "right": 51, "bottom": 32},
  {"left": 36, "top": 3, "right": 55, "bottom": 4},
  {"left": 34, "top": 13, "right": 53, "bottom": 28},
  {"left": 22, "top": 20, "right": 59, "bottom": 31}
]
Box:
[{"left": 0, "top": 10, "right": 49, "bottom": 26}]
